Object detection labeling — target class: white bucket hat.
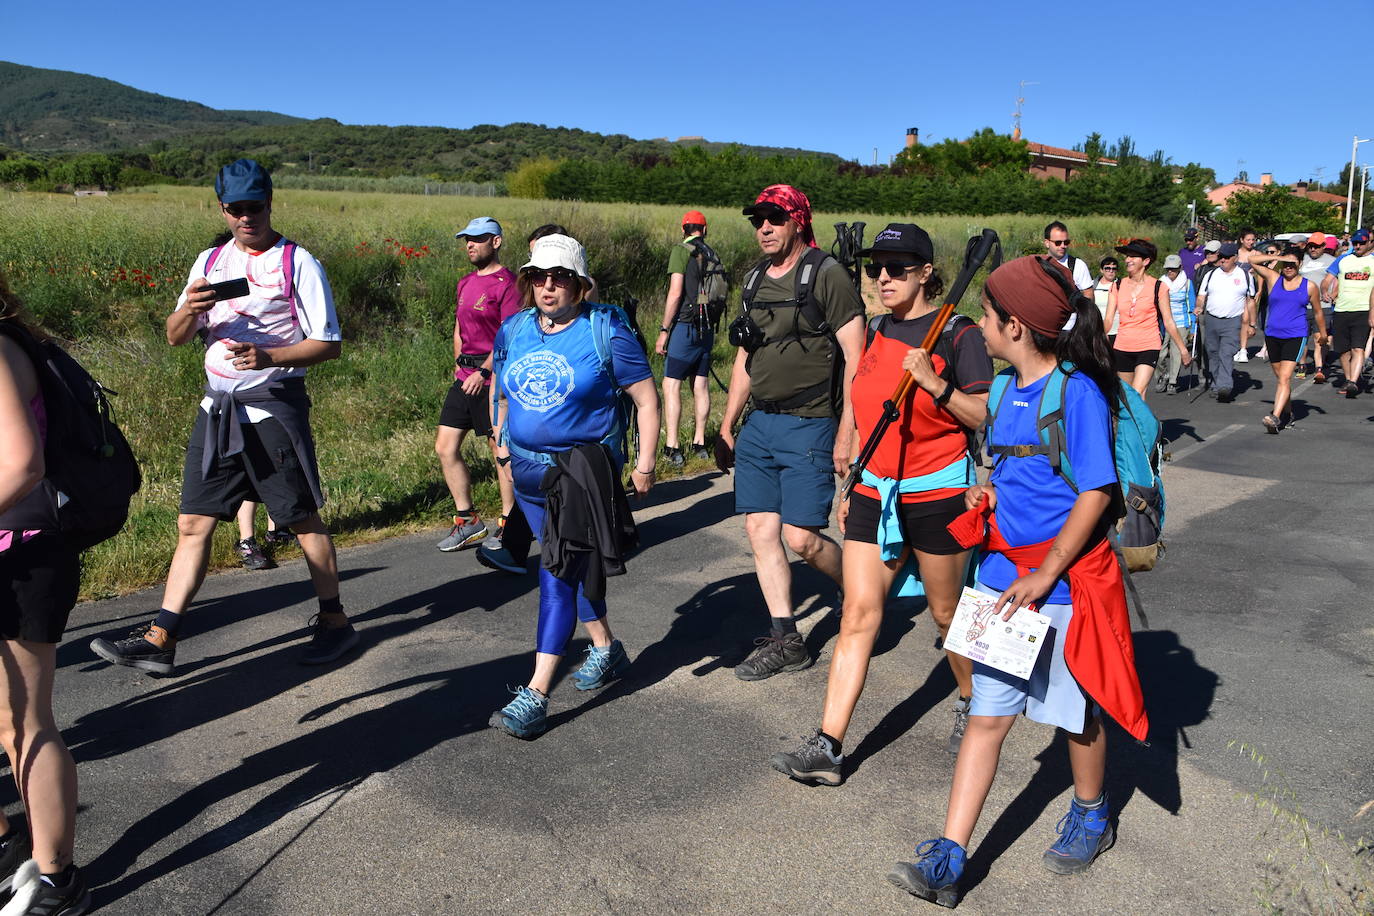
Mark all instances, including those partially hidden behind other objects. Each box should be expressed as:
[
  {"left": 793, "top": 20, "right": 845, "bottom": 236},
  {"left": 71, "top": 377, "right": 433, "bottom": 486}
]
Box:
[{"left": 521, "top": 234, "right": 590, "bottom": 282}]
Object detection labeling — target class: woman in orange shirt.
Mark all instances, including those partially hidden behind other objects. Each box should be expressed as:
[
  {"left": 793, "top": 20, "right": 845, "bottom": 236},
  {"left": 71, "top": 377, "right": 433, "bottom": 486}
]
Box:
[{"left": 1104, "top": 238, "right": 1191, "bottom": 396}]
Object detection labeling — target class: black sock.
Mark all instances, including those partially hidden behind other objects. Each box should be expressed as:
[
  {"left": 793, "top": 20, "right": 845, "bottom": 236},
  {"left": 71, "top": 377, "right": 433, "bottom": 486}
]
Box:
[
  {"left": 153, "top": 609, "right": 181, "bottom": 638},
  {"left": 40, "top": 863, "right": 77, "bottom": 886},
  {"left": 770, "top": 616, "right": 797, "bottom": 637},
  {"left": 318, "top": 596, "right": 343, "bottom": 617},
  {"left": 455, "top": 508, "right": 475, "bottom": 519},
  {"left": 820, "top": 731, "right": 843, "bottom": 756}
]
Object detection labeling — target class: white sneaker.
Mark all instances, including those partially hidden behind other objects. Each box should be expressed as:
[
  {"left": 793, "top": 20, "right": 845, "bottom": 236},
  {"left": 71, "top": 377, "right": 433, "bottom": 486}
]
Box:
[{"left": 1233, "top": 350, "right": 1249, "bottom": 363}]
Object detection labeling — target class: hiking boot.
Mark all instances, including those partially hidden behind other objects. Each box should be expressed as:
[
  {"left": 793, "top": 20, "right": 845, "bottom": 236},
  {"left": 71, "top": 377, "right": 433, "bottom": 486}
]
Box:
[
  {"left": 571, "top": 640, "right": 630, "bottom": 691},
  {"left": 235, "top": 537, "right": 272, "bottom": 571},
  {"left": 3, "top": 860, "right": 91, "bottom": 916},
  {"left": 691, "top": 443, "right": 711, "bottom": 461},
  {"left": 90, "top": 622, "right": 176, "bottom": 675},
  {"left": 1216, "top": 388, "right": 1233, "bottom": 403},
  {"left": 770, "top": 729, "right": 843, "bottom": 786},
  {"left": 437, "top": 515, "right": 487, "bottom": 552},
  {"left": 663, "top": 445, "right": 685, "bottom": 468},
  {"left": 947, "top": 696, "right": 971, "bottom": 756},
  {"left": 476, "top": 539, "right": 527, "bottom": 575},
  {"left": 263, "top": 528, "right": 296, "bottom": 549},
  {"left": 0, "top": 825, "right": 31, "bottom": 894},
  {"left": 888, "top": 837, "right": 966, "bottom": 908},
  {"left": 1042, "top": 796, "right": 1114, "bottom": 874},
  {"left": 300, "top": 615, "right": 359, "bottom": 665},
  {"left": 489, "top": 685, "right": 547, "bottom": 739},
  {"left": 734, "top": 631, "right": 812, "bottom": 681}
]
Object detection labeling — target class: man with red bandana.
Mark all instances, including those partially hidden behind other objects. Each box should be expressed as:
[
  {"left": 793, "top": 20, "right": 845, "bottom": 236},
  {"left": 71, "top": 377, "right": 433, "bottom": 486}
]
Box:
[{"left": 718, "top": 185, "right": 865, "bottom": 681}]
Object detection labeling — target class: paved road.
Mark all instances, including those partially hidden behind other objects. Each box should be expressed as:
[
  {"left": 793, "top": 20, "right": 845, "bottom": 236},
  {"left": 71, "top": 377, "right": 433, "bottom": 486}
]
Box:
[{"left": 37, "top": 364, "right": 1374, "bottom": 914}]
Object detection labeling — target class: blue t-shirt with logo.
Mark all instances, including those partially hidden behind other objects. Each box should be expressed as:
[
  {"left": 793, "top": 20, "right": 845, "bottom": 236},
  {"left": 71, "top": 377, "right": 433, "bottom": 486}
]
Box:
[
  {"left": 979, "top": 369, "right": 1116, "bottom": 604},
  {"left": 496, "top": 306, "right": 652, "bottom": 455}
]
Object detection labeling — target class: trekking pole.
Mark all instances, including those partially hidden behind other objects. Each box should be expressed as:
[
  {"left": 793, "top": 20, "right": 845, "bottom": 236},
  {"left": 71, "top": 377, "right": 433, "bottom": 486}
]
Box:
[
  {"left": 1189, "top": 313, "right": 1211, "bottom": 403},
  {"left": 840, "top": 228, "right": 1002, "bottom": 501}
]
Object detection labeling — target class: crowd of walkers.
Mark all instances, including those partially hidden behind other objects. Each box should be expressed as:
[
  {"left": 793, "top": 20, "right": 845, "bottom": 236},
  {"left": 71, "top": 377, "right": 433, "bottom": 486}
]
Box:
[{"left": 0, "top": 157, "right": 1368, "bottom": 912}]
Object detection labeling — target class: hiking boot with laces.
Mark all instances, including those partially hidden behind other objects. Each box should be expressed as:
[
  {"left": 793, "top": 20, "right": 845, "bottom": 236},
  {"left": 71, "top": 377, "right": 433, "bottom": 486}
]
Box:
[
  {"left": 947, "top": 696, "right": 971, "bottom": 756},
  {"left": 235, "top": 537, "right": 272, "bottom": 571},
  {"left": 663, "top": 445, "right": 685, "bottom": 468},
  {"left": 90, "top": 622, "right": 176, "bottom": 675},
  {"left": 888, "top": 837, "right": 966, "bottom": 908},
  {"left": 437, "top": 514, "right": 488, "bottom": 552},
  {"left": 770, "top": 729, "right": 843, "bottom": 785},
  {"left": 734, "top": 631, "right": 811, "bottom": 681},
  {"left": 571, "top": 640, "right": 630, "bottom": 690},
  {"left": 300, "top": 614, "right": 359, "bottom": 666},
  {"left": 489, "top": 685, "right": 547, "bottom": 739},
  {"left": 1042, "top": 796, "right": 1114, "bottom": 874},
  {"left": 4, "top": 860, "right": 91, "bottom": 916}
]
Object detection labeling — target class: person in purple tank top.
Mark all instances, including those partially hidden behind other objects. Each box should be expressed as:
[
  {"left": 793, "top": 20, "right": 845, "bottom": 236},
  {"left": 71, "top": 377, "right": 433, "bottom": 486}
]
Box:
[{"left": 1249, "top": 246, "right": 1325, "bottom": 432}]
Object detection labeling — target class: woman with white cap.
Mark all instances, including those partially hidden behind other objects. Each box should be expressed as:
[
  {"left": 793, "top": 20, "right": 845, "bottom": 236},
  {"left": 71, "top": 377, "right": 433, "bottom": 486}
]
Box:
[
  {"left": 487, "top": 234, "right": 659, "bottom": 739},
  {"left": 1153, "top": 254, "right": 1196, "bottom": 394}
]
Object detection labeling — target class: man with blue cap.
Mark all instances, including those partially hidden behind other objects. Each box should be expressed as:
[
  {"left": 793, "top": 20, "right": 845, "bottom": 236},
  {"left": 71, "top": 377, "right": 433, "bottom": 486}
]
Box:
[
  {"left": 90, "top": 158, "right": 359, "bottom": 674},
  {"left": 435, "top": 217, "right": 523, "bottom": 552}
]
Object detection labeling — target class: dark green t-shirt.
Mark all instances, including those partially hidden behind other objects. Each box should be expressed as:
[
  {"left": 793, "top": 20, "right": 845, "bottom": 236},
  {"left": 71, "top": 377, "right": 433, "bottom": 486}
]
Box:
[
  {"left": 667, "top": 236, "right": 703, "bottom": 322},
  {"left": 745, "top": 256, "right": 864, "bottom": 417}
]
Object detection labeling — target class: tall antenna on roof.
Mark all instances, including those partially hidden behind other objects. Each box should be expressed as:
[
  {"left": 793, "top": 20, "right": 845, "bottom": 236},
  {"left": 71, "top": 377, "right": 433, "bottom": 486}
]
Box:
[{"left": 1012, "top": 80, "right": 1038, "bottom": 141}]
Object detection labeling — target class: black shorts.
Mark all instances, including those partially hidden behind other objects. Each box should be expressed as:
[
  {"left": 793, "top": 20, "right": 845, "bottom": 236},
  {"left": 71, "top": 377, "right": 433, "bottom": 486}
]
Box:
[
  {"left": 843, "top": 491, "right": 966, "bottom": 556},
  {"left": 0, "top": 533, "right": 79, "bottom": 643},
  {"left": 1264, "top": 335, "right": 1306, "bottom": 364},
  {"left": 181, "top": 410, "right": 320, "bottom": 526},
  {"left": 439, "top": 381, "right": 493, "bottom": 437},
  {"left": 1113, "top": 349, "right": 1160, "bottom": 373},
  {"left": 1331, "top": 311, "right": 1371, "bottom": 354}
]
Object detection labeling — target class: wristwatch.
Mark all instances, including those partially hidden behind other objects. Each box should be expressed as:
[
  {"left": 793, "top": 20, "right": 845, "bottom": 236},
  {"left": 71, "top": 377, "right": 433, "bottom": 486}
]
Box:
[
  {"left": 659, "top": 326, "right": 671, "bottom": 333},
  {"left": 479, "top": 367, "right": 492, "bottom": 379},
  {"left": 934, "top": 380, "right": 956, "bottom": 406}
]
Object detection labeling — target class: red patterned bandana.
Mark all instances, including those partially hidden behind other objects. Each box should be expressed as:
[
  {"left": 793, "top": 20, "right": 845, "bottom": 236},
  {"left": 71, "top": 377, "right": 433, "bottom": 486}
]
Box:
[{"left": 753, "top": 184, "right": 817, "bottom": 248}]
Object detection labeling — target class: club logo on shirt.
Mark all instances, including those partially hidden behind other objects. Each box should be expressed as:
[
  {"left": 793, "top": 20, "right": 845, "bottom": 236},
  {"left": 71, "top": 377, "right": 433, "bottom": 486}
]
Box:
[{"left": 508, "top": 350, "right": 576, "bottom": 412}]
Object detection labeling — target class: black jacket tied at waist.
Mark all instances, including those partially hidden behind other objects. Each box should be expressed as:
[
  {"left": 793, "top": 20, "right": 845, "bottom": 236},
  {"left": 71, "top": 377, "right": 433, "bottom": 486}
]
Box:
[
  {"left": 539, "top": 443, "right": 638, "bottom": 601},
  {"left": 200, "top": 378, "right": 325, "bottom": 509}
]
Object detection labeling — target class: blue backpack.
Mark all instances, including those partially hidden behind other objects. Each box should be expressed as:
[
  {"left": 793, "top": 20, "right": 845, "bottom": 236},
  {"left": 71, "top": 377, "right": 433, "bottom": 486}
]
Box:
[{"left": 987, "top": 363, "right": 1166, "bottom": 574}]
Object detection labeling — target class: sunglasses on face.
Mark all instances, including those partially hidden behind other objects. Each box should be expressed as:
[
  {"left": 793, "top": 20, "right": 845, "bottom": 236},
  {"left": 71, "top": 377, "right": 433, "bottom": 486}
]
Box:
[
  {"left": 222, "top": 201, "right": 266, "bottom": 217},
  {"left": 1048, "top": 238, "right": 1071, "bottom": 246},
  {"left": 1102, "top": 265, "right": 1118, "bottom": 270},
  {"left": 464, "top": 234, "right": 494, "bottom": 244},
  {"left": 863, "top": 261, "right": 920, "bottom": 280},
  {"left": 748, "top": 211, "right": 790, "bottom": 229},
  {"left": 525, "top": 268, "right": 578, "bottom": 288}
]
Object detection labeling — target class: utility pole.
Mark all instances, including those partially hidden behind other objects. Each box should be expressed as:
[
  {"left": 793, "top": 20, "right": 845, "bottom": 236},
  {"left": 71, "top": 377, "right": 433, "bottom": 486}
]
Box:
[
  {"left": 1012, "top": 80, "right": 1038, "bottom": 141},
  {"left": 1360, "top": 164, "right": 1370, "bottom": 229},
  {"left": 1345, "top": 136, "right": 1373, "bottom": 233}
]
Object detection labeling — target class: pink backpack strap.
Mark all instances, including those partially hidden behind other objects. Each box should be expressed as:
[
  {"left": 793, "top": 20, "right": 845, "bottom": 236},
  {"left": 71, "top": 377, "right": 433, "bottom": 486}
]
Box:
[
  {"left": 281, "top": 240, "right": 300, "bottom": 330},
  {"left": 203, "top": 241, "right": 231, "bottom": 276}
]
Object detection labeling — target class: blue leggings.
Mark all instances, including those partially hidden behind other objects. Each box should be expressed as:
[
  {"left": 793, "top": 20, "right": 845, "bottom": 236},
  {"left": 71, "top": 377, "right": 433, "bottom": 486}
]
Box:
[{"left": 512, "top": 455, "right": 608, "bottom": 655}]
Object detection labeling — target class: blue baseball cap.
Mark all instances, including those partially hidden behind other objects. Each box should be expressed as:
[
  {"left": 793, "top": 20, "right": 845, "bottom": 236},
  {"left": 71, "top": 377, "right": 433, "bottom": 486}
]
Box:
[
  {"left": 456, "top": 217, "right": 502, "bottom": 239},
  {"left": 1353, "top": 228, "right": 1372, "bottom": 243},
  {"left": 215, "top": 158, "right": 272, "bottom": 203}
]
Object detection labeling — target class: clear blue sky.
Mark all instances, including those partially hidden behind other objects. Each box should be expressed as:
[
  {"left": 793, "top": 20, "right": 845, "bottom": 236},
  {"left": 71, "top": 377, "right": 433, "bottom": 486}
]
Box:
[{"left": 4, "top": 0, "right": 1366, "bottom": 188}]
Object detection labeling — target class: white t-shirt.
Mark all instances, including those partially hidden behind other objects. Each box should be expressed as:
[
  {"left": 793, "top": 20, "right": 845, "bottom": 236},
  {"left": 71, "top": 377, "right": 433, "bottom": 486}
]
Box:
[
  {"left": 176, "top": 236, "right": 341, "bottom": 421},
  {"left": 1056, "top": 254, "right": 1094, "bottom": 292},
  {"left": 1199, "top": 266, "right": 1254, "bottom": 319},
  {"left": 1300, "top": 253, "right": 1335, "bottom": 303}
]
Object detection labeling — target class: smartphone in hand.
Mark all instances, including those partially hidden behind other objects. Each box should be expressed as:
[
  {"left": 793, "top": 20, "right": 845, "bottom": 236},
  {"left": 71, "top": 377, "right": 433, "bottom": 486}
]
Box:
[{"left": 207, "top": 278, "right": 250, "bottom": 301}]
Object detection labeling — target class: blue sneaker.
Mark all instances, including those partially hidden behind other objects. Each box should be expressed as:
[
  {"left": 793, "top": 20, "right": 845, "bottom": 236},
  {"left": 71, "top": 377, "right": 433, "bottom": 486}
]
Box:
[
  {"left": 571, "top": 640, "right": 630, "bottom": 691},
  {"left": 489, "top": 685, "right": 548, "bottom": 740},
  {"left": 888, "top": 837, "right": 965, "bottom": 908},
  {"left": 1042, "top": 796, "right": 1114, "bottom": 874}
]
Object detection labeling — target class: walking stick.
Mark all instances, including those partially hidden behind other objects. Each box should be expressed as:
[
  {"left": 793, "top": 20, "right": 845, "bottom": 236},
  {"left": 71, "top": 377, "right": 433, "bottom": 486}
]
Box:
[
  {"left": 1189, "top": 311, "right": 1212, "bottom": 403},
  {"left": 840, "top": 228, "right": 1002, "bottom": 501}
]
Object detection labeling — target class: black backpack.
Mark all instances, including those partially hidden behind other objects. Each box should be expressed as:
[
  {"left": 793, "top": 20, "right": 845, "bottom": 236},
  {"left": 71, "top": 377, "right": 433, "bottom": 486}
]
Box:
[{"left": 0, "top": 323, "right": 141, "bottom": 551}]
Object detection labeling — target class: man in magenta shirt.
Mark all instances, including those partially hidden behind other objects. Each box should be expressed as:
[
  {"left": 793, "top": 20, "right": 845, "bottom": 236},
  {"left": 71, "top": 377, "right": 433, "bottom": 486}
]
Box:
[
  {"left": 435, "top": 217, "right": 523, "bottom": 551},
  {"left": 1178, "top": 227, "right": 1206, "bottom": 280}
]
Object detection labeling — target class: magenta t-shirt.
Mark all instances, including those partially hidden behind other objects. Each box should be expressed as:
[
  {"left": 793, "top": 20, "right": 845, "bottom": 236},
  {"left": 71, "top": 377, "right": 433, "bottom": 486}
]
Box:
[{"left": 454, "top": 267, "right": 523, "bottom": 383}]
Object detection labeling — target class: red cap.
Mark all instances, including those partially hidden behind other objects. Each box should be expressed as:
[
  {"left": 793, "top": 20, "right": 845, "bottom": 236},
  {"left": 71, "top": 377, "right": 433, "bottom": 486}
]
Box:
[{"left": 682, "top": 210, "right": 707, "bottom": 228}]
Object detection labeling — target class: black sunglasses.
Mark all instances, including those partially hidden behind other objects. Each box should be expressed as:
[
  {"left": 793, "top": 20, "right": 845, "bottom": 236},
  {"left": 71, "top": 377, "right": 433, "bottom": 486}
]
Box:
[
  {"left": 863, "top": 261, "right": 920, "bottom": 280},
  {"left": 748, "top": 211, "right": 790, "bottom": 229},
  {"left": 221, "top": 201, "right": 266, "bottom": 217},
  {"left": 1048, "top": 238, "right": 1071, "bottom": 246},
  {"left": 524, "top": 268, "right": 579, "bottom": 288}
]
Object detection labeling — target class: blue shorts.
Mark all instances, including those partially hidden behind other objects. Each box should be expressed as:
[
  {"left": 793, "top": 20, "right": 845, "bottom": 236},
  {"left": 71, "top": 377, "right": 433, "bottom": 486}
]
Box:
[
  {"left": 968, "top": 584, "right": 1094, "bottom": 734},
  {"left": 734, "top": 411, "right": 837, "bottom": 527},
  {"left": 664, "top": 323, "right": 713, "bottom": 380}
]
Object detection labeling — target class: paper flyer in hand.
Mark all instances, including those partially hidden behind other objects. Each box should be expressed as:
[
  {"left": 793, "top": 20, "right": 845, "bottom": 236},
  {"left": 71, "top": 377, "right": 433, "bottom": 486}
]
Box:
[{"left": 943, "top": 586, "right": 1051, "bottom": 680}]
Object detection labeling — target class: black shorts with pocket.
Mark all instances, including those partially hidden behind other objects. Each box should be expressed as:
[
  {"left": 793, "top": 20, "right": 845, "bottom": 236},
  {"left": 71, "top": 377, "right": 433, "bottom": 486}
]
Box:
[
  {"left": 0, "top": 533, "right": 79, "bottom": 643},
  {"left": 1264, "top": 335, "right": 1306, "bottom": 364},
  {"left": 843, "top": 491, "right": 966, "bottom": 556},
  {"left": 1331, "top": 311, "right": 1370, "bottom": 354},
  {"left": 180, "top": 410, "right": 320, "bottom": 526},
  {"left": 1113, "top": 348, "right": 1160, "bottom": 373},
  {"left": 439, "top": 381, "right": 493, "bottom": 437}
]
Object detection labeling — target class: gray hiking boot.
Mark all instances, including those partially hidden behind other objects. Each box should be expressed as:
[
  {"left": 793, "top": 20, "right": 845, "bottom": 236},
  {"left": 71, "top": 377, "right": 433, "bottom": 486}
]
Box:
[
  {"left": 437, "top": 515, "right": 487, "bottom": 552},
  {"left": 947, "top": 696, "right": 971, "bottom": 756},
  {"left": 734, "top": 631, "right": 812, "bottom": 681},
  {"left": 770, "top": 729, "right": 843, "bottom": 785}
]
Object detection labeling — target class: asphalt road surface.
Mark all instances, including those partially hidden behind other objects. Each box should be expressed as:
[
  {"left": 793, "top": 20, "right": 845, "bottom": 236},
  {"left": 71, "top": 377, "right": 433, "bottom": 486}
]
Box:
[{"left": 37, "top": 364, "right": 1374, "bottom": 914}]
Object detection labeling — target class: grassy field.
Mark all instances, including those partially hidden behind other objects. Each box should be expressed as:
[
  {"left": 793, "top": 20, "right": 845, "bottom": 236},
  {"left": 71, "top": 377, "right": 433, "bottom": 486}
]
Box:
[{"left": 0, "top": 186, "right": 1178, "bottom": 599}]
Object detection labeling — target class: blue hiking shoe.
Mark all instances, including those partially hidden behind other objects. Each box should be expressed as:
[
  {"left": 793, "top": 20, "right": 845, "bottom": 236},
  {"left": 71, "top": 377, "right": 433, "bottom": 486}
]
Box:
[
  {"left": 1042, "top": 796, "right": 1114, "bottom": 874},
  {"left": 489, "top": 685, "right": 548, "bottom": 740},
  {"left": 888, "top": 837, "right": 965, "bottom": 908},
  {"left": 571, "top": 640, "right": 630, "bottom": 691}
]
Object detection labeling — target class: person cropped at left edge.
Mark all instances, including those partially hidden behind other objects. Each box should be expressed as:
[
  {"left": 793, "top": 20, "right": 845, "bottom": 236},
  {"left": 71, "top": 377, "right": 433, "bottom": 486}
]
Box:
[
  {"left": 90, "top": 158, "right": 359, "bottom": 675},
  {"left": 487, "top": 234, "right": 660, "bottom": 740}
]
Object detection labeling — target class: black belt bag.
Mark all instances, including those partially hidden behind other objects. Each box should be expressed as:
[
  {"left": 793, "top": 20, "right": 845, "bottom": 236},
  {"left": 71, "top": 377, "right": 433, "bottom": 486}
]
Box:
[{"left": 456, "top": 353, "right": 490, "bottom": 369}]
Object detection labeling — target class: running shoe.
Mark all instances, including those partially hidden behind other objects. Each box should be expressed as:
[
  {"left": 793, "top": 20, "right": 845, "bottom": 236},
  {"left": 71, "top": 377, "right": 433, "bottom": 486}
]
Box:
[
  {"left": 1233, "top": 349, "right": 1249, "bottom": 363},
  {"left": 663, "top": 445, "right": 685, "bottom": 468},
  {"left": 1314, "top": 370, "right": 1327, "bottom": 384},
  {"left": 734, "top": 632, "right": 812, "bottom": 681},
  {"left": 1255, "top": 346, "right": 1268, "bottom": 361},
  {"left": 3, "top": 860, "right": 91, "bottom": 916},
  {"left": 475, "top": 540, "right": 527, "bottom": 575},
  {"left": 1153, "top": 377, "right": 1167, "bottom": 394},
  {"left": 235, "top": 537, "right": 272, "bottom": 571},
  {"left": 89, "top": 622, "right": 176, "bottom": 675},
  {"left": 947, "top": 696, "right": 971, "bottom": 756},
  {"left": 571, "top": 640, "right": 630, "bottom": 690},
  {"left": 437, "top": 515, "right": 488, "bottom": 552},
  {"left": 1295, "top": 366, "right": 1307, "bottom": 379},
  {"left": 1216, "top": 388, "right": 1233, "bottom": 403},
  {"left": 770, "top": 729, "right": 844, "bottom": 785},
  {"left": 300, "top": 615, "right": 359, "bottom": 665},
  {"left": 691, "top": 443, "right": 711, "bottom": 461},
  {"left": 1346, "top": 381, "right": 1360, "bottom": 399},
  {"left": 888, "top": 837, "right": 966, "bottom": 908},
  {"left": 263, "top": 528, "right": 296, "bottom": 549},
  {"left": 0, "top": 825, "right": 31, "bottom": 898},
  {"left": 1262, "top": 414, "right": 1280, "bottom": 434},
  {"left": 489, "top": 685, "right": 547, "bottom": 739},
  {"left": 1043, "top": 796, "right": 1114, "bottom": 874}
]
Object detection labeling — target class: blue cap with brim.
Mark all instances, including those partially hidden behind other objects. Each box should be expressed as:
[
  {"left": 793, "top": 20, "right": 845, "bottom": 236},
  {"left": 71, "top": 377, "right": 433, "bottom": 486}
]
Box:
[
  {"left": 456, "top": 217, "right": 502, "bottom": 239},
  {"left": 215, "top": 158, "right": 272, "bottom": 203},
  {"left": 1353, "top": 228, "right": 1372, "bottom": 243}
]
